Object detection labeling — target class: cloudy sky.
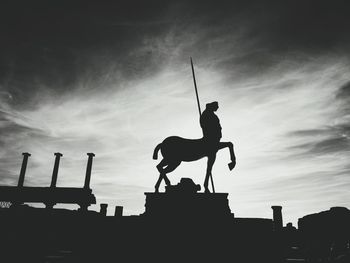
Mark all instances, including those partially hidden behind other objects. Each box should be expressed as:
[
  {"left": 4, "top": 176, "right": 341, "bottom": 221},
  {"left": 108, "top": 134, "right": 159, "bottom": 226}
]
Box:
[{"left": 1, "top": 0, "right": 350, "bottom": 224}]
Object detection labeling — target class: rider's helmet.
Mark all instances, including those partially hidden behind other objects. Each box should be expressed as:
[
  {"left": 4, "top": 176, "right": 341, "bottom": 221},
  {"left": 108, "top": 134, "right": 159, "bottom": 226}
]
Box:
[{"left": 206, "top": 101, "right": 219, "bottom": 111}]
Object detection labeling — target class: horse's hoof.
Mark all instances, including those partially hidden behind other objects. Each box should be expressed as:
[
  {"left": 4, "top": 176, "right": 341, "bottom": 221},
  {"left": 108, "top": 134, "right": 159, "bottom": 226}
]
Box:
[
  {"left": 228, "top": 161, "right": 236, "bottom": 171},
  {"left": 204, "top": 188, "right": 211, "bottom": 194},
  {"left": 155, "top": 188, "right": 159, "bottom": 193}
]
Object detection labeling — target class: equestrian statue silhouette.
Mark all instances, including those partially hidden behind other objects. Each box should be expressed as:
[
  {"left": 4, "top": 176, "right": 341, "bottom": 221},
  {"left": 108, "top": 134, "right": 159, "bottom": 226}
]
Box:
[{"left": 153, "top": 101, "right": 236, "bottom": 193}]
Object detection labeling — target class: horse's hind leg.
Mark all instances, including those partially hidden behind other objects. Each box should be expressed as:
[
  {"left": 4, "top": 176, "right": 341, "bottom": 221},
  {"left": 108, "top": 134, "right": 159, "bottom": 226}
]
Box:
[
  {"left": 154, "top": 160, "right": 181, "bottom": 193},
  {"left": 155, "top": 174, "right": 163, "bottom": 193},
  {"left": 155, "top": 159, "right": 168, "bottom": 192},
  {"left": 162, "top": 161, "right": 181, "bottom": 185}
]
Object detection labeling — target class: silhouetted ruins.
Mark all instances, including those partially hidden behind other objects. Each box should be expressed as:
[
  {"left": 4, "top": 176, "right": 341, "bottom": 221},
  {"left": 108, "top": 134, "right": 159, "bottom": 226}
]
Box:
[
  {"left": 0, "top": 153, "right": 349, "bottom": 263},
  {"left": 0, "top": 152, "right": 96, "bottom": 210}
]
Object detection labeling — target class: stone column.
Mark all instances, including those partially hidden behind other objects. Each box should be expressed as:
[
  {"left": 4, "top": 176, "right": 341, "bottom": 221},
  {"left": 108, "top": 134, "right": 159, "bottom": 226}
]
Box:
[
  {"left": 84, "top": 153, "right": 95, "bottom": 189},
  {"left": 114, "top": 206, "right": 123, "bottom": 217},
  {"left": 100, "top": 203, "right": 108, "bottom": 216},
  {"left": 50, "top": 153, "right": 63, "bottom": 187},
  {"left": 18, "top": 152, "right": 31, "bottom": 187},
  {"left": 271, "top": 205, "right": 283, "bottom": 231}
]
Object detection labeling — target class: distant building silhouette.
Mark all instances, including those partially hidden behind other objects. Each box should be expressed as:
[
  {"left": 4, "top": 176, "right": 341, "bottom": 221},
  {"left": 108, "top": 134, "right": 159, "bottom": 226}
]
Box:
[{"left": 298, "top": 207, "right": 350, "bottom": 262}]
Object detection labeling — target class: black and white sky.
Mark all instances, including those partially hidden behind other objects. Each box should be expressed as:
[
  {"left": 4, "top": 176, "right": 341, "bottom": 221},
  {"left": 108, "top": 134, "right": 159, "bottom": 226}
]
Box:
[{"left": 1, "top": 0, "right": 350, "bottom": 224}]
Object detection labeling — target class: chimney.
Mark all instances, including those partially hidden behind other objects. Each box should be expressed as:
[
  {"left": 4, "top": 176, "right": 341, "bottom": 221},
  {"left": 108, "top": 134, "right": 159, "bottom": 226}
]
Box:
[
  {"left": 114, "top": 206, "right": 123, "bottom": 217},
  {"left": 84, "top": 153, "right": 95, "bottom": 189},
  {"left": 100, "top": 203, "right": 108, "bottom": 216},
  {"left": 50, "top": 153, "right": 63, "bottom": 187},
  {"left": 18, "top": 152, "right": 31, "bottom": 187},
  {"left": 271, "top": 206, "right": 283, "bottom": 231}
]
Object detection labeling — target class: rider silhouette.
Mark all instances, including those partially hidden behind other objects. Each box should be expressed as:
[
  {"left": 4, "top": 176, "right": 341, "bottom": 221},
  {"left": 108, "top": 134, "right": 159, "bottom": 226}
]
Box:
[
  {"left": 200, "top": 101, "right": 222, "bottom": 145},
  {"left": 153, "top": 100, "right": 236, "bottom": 193}
]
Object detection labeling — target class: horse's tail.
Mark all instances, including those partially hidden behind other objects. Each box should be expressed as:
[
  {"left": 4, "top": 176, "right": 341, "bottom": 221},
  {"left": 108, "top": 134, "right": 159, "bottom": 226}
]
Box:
[{"left": 153, "top": 143, "right": 162, "bottom": 160}]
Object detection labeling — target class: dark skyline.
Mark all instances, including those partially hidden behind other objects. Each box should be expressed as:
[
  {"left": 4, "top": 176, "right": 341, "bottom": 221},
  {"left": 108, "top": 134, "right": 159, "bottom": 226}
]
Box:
[{"left": 1, "top": 0, "right": 350, "bottom": 224}]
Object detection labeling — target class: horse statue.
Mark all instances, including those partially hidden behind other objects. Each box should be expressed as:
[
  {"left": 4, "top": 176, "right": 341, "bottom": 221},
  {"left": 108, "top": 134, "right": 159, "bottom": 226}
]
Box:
[{"left": 153, "top": 136, "right": 236, "bottom": 193}]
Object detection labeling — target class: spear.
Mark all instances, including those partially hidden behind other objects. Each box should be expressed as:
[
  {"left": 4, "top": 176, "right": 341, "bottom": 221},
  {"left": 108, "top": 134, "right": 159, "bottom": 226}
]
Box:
[
  {"left": 190, "top": 57, "right": 215, "bottom": 193},
  {"left": 191, "top": 57, "right": 202, "bottom": 118}
]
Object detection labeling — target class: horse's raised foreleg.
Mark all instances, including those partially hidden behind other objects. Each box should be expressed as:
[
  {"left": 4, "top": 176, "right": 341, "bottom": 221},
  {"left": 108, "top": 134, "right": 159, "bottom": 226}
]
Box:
[
  {"left": 218, "top": 141, "right": 236, "bottom": 170},
  {"left": 218, "top": 141, "right": 235, "bottom": 161},
  {"left": 204, "top": 154, "right": 216, "bottom": 193}
]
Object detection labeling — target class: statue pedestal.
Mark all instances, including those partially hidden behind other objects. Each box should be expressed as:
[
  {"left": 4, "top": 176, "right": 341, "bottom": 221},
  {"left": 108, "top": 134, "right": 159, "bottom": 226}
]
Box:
[
  {"left": 144, "top": 192, "right": 231, "bottom": 218},
  {"left": 144, "top": 178, "right": 232, "bottom": 218}
]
